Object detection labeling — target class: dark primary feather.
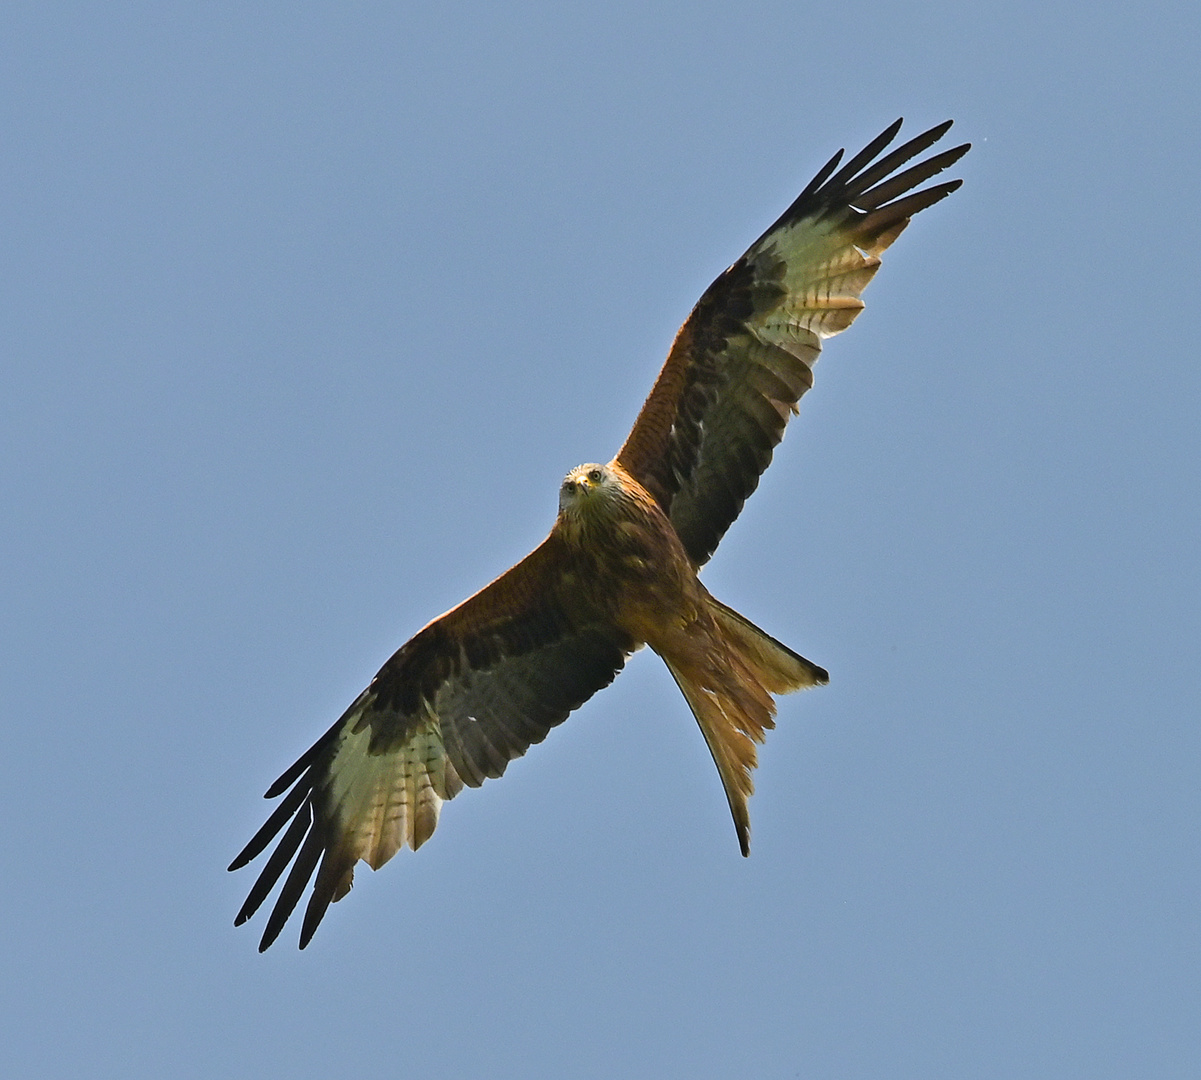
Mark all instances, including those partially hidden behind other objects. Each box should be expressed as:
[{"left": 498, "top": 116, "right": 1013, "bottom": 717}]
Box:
[
  {"left": 229, "top": 537, "right": 633, "bottom": 950},
  {"left": 616, "top": 118, "right": 969, "bottom": 566}
]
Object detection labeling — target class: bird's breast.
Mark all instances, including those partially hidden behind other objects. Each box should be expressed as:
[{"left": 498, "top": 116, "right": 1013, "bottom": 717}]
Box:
[{"left": 556, "top": 496, "right": 702, "bottom": 645}]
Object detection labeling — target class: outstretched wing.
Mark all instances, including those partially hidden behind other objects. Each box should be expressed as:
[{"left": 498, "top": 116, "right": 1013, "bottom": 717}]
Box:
[
  {"left": 616, "top": 118, "right": 969, "bottom": 566},
  {"left": 229, "top": 535, "right": 635, "bottom": 950}
]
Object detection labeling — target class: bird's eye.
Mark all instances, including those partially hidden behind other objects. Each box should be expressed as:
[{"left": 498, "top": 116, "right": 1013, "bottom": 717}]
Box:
[{"left": 588, "top": 468, "right": 602, "bottom": 483}]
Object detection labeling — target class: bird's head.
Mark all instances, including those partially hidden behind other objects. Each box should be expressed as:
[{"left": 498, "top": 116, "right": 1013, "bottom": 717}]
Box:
[{"left": 558, "top": 462, "right": 620, "bottom": 519}]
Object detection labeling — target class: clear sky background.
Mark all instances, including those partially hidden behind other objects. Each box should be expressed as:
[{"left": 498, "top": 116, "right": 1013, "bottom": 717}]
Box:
[{"left": 3, "top": 3, "right": 1198, "bottom": 1077}]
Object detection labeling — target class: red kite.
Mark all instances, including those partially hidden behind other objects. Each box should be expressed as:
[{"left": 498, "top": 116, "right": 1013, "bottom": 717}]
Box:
[{"left": 230, "top": 119, "right": 969, "bottom": 950}]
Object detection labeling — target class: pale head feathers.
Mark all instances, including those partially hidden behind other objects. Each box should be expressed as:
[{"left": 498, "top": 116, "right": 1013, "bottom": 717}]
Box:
[{"left": 558, "top": 462, "right": 621, "bottom": 516}]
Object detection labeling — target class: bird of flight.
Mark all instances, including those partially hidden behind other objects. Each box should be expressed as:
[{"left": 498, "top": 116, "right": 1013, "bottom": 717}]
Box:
[{"left": 230, "top": 118, "right": 969, "bottom": 951}]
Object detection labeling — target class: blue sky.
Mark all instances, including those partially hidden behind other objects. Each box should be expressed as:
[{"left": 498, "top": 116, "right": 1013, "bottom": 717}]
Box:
[{"left": 3, "top": 3, "right": 1198, "bottom": 1077}]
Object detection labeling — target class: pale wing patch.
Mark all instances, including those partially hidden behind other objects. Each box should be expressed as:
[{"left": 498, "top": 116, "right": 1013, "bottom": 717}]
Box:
[
  {"left": 751, "top": 221, "right": 884, "bottom": 350},
  {"left": 320, "top": 696, "right": 465, "bottom": 887}
]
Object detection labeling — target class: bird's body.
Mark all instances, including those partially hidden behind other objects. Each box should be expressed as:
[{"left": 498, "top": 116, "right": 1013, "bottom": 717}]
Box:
[
  {"left": 556, "top": 461, "right": 694, "bottom": 632},
  {"left": 231, "top": 119, "right": 970, "bottom": 950},
  {"left": 557, "top": 460, "right": 827, "bottom": 853}
]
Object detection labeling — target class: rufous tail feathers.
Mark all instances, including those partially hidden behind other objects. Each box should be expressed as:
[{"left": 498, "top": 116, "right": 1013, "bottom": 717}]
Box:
[{"left": 663, "top": 596, "right": 827, "bottom": 855}]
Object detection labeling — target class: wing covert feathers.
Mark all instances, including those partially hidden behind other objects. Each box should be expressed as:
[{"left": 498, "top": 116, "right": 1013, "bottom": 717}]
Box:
[
  {"left": 616, "top": 118, "right": 969, "bottom": 566},
  {"left": 230, "top": 537, "right": 632, "bottom": 950}
]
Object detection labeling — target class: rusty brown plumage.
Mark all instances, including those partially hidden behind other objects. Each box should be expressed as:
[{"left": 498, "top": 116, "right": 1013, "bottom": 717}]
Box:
[{"left": 230, "top": 119, "right": 968, "bottom": 949}]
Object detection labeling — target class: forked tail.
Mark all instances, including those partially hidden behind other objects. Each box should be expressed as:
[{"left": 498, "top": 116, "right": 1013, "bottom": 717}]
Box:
[{"left": 662, "top": 595, "right": 827, "bottom": 855}]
